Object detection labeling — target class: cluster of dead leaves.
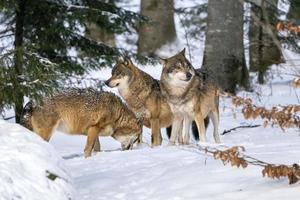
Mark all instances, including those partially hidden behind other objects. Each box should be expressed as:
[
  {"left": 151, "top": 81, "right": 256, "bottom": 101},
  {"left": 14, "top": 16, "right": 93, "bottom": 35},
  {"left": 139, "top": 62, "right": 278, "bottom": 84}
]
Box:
[
  {"left": 212, "top": 146, "right": 248, "bottom": 168},
  {"left": 262, "top": 164, "right": 300, "bottom": 185},
  {"left": 232, "top": 96, "right": 300, "bottom": 130},
  {"left": 276, "top": 21, "right": 300, "bottom": 35},
  {"left": 208, "top": 146, "right": 300, "bottom": 185}
]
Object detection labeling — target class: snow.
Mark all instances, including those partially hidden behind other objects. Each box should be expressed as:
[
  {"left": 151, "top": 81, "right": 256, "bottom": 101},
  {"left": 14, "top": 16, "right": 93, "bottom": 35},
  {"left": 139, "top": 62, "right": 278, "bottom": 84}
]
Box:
[
  {"left": 0, "top": 120, "right": 74, "bottom": 200},
  {"left": 1, "top": 0, "right": 300, "bottom": 199}
]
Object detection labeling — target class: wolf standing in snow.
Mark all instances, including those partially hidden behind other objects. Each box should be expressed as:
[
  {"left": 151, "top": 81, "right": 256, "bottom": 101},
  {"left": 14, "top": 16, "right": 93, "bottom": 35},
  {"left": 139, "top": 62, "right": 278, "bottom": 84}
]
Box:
[
  {"left": 160, "top": 48, "right": 221, "bottom": 144},
  {"left": 21, "top": 89, "right": 142, "bottom": 157},
  {"left": 105, "top": 57, "right": 173, "bottom": 147}
]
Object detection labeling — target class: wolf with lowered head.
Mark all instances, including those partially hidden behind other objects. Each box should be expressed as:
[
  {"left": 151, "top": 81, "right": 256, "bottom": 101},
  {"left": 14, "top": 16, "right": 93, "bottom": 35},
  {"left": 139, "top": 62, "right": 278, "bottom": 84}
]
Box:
[{"left": 21, "top": 88, "right": 142, "bottom": 157}]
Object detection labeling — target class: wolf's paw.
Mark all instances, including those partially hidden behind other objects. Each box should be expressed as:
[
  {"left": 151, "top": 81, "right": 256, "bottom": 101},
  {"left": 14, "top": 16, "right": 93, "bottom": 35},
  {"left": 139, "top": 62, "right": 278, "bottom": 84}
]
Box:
[
  {"left": 151, "top": 143, "right": 161, "bottom": 148},
  {"left": 214, "top": 137, "right": 221, "bottom": 144},
  {"left": 168, "top": 141, "right": 175, "bottom": 146},
  {"left": 84, "top": 151, "right": 92, "bottom": 158}
]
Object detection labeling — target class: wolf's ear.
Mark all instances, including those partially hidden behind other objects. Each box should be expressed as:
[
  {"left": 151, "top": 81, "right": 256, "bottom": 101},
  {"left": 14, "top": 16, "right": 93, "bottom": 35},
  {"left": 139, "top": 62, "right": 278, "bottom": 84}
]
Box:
[
  {"left": 122, "top": 56, "right": 132, "bottom": 66},
  {"left": 117, "top": 56, "right": 125, "bottom": 63},
  {"left": 159, "top": 57, "right": 168, "bottom": 66},
  {"left": 180, "top": 48, "right": 186, "bottom": 56}
]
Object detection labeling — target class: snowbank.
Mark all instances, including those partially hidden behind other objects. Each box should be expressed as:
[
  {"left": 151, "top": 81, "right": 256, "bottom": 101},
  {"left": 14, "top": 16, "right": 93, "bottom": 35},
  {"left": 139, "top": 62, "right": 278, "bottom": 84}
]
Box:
[{"left": 0, "top": 120, "right": 74, "bottom": 200}]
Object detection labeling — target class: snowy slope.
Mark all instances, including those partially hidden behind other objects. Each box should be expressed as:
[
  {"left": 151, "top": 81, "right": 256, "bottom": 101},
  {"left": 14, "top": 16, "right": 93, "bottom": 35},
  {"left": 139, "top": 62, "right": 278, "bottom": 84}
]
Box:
[{"left": 0, "top": 120, "right": 74, "bottom": 200}]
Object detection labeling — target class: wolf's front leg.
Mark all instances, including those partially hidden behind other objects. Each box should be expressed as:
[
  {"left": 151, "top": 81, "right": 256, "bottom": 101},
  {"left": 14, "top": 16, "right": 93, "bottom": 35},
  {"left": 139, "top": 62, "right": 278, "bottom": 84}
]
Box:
[
  {"left": 84, "top": 126, "right": 100, "bottom": 158},
  {"left": 177, "top": 119, "right": 184, "bottom": 145},
  {"left": 150, "top": 118, "right": 162, "bottom": 147},
  {"left": 169, "top": 116, "right": 183, "bottom": 145},
  {"left": 183, "top": 117, "right": 192, "bottom": 145},
  {"left": 209, "top": 110, "right": 221, "bottom": 143},
  {"left": 93, "top": 137, "right": 101, "bottom": 152}
]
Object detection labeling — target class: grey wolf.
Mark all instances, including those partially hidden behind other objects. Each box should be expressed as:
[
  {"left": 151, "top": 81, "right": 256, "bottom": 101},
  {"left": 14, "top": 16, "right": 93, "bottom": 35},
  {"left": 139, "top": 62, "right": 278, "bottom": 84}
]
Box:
[
  {"left": 21, "top": 88, "right": 142, "bottom": 157},
  {"left": 105, "top": 57, "right": 173, "bottom": 146},
  {"left": 160, "top": 48, "right": 221, "bottom": 144}
]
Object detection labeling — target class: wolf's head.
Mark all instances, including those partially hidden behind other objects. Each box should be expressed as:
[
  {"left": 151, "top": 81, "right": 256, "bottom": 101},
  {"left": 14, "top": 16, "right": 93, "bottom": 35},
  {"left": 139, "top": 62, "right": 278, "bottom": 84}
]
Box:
[
  {"left": 161, "top": 48, "right": 195, "bottom": 87},
  {"left": 105, "top": 57, "right": 136, "bottom": 88},
  {"left": 112, "top": 103, "right": 144, "bottom": 150},
  {"left": 114, "top": 118, "right": 143, "bottom": 151}
]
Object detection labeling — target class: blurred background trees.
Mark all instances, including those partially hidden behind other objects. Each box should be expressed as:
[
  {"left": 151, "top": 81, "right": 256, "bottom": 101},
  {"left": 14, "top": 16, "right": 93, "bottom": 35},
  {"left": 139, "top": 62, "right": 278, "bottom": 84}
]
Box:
[
  {"left": 138, "top": 0, "right": 176, "bottom": 55},
  {"left": 249, "top": 0, "right": 283, "bottom": 84},
  {"left": 0, "top": 0, "right": 299, "bottom": 121},
  {"left": 202, "top": 0, "right": 249, "bottom": 93},
  {"left": 0, "top": 0, "right": 145, "bottom": 122}
]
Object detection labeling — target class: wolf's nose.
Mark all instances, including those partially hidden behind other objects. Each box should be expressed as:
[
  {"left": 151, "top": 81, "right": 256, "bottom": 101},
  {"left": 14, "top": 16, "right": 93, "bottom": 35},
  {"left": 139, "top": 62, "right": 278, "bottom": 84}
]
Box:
[
  {"left": 186, "top": 72, "right": 192, "bottom": 79},
  {"left": 104, "top": 80, "right": 109, "bottom": 86}
]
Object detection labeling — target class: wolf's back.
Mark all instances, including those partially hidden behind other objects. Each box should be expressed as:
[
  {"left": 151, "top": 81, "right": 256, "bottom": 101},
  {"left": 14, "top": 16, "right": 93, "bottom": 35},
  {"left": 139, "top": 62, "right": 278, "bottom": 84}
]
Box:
[{"left": 20, "top": 101, "right": 34, "bottom": 130}]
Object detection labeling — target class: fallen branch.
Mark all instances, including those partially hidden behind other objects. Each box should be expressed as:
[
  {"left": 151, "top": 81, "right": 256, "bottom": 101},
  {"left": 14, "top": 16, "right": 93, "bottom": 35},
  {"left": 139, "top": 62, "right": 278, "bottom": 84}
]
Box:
[
  {"left": 181, "top": 144, "right": 300, "bottom": 185},
  {"left": 221, "top": 124, "right": 261, "bottom": 135},
  {"left": 3, "top": 116, "right": 15, "bottom": 120}
]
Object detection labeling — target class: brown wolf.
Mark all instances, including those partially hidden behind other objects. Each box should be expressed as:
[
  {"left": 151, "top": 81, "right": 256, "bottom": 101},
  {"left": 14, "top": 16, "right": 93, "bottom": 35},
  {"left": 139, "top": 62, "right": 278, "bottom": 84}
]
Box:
[
  {"left": 21, "top": 88, "right": 142, "bottom": 157},
  {"left": 105, "top": 57, "right": 173, "bottom": 146},
  {"left": 160, "top": 48, "right": 221, "bottom": 144}
]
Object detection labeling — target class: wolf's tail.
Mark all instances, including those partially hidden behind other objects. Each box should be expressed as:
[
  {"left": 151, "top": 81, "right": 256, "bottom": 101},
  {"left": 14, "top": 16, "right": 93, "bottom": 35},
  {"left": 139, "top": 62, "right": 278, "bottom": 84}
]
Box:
[
  {"left": 20, "top": 101, "right": 34, "bottom": 131},
  {"left": 165, "top": 117, "right": 209, "bottom": 141}
]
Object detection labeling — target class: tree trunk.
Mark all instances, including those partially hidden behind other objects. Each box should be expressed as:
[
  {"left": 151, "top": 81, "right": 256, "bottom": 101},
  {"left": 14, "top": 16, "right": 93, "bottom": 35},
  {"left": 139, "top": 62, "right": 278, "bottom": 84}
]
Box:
[
  {"left": 13, "top": 0, "right": 26, "bottom": 123},
  {"left": 203, "top": 0, "right": 249, "bottom": 93},
  {"left": 138, "top": 0, "right": 176, "bottom": 55},
  {"left": 249, "top": 0, "right": 283, "bottom": 84}
]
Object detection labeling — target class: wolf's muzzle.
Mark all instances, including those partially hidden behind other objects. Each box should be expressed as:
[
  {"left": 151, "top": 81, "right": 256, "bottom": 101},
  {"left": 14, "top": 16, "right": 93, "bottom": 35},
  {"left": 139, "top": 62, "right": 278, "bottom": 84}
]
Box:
[{"left": 104, "top": 80, "right": 110, "bottom": 86}]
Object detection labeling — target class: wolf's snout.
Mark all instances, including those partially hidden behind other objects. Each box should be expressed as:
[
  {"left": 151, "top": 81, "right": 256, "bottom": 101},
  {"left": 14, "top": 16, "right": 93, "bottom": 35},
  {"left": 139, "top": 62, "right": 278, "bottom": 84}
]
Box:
[
  {"left": 186, "top": 72, "right": 192, "bottom": 80},
  {"left": 104, "top": 79, "right": 111, "bottom": 87}
]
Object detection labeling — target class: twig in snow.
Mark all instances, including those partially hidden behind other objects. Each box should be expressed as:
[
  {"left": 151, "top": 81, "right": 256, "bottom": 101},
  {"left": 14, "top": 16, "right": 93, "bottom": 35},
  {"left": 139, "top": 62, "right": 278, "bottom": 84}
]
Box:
[{"left": 221, "top": 124, "right": 261, "bottom": 135}]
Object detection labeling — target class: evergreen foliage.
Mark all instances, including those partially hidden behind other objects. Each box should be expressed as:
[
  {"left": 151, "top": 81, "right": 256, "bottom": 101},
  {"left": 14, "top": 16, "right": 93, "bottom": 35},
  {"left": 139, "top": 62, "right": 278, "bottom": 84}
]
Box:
[{"left": 0, "top": 0, "right": 146, "bottom": 121}]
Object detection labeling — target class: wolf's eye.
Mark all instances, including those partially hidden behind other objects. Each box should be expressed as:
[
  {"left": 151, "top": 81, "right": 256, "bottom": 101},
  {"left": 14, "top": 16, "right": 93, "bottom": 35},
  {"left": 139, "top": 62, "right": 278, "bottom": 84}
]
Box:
[{"left": 186, "top": 61, "right": 192, "bottom": 68}]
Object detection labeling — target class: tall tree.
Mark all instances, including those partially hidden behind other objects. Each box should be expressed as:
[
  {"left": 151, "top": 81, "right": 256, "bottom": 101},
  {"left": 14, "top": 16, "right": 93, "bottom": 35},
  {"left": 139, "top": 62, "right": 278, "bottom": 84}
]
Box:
[
  {"left": 12, "top": 0, "right": 26, "bottom": 123},
  {"left": 0, "top": 0, "right": 145, "bottom": 122},
  {"left": 138, "top": 0, "right": 176, "bottom": 55},
  {"left": 203, "top": 0, "right": 249, "bottom": 93},
  {"left": 249, "top": 0, "right": 283, "bottom": 84}
]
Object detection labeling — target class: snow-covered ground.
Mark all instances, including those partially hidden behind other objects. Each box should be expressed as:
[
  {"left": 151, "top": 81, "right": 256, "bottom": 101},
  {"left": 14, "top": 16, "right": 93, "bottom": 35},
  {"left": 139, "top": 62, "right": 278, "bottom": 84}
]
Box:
[
  {"left": 1, "top": 0, "right": 300, "bottom": 199},
  {"left": 0, "top": 120, "right": 74, "bottom": 200}
]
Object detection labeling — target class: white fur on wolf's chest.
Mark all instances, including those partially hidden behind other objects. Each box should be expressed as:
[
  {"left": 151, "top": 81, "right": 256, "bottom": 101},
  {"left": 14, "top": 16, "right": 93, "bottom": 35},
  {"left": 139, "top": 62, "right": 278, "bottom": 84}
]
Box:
[
  {"left": 170, "top": 100, "right": 194, "bottom": 117},
  {"left": 117, "top": 83, "right": 130, "bottom": 98}
]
